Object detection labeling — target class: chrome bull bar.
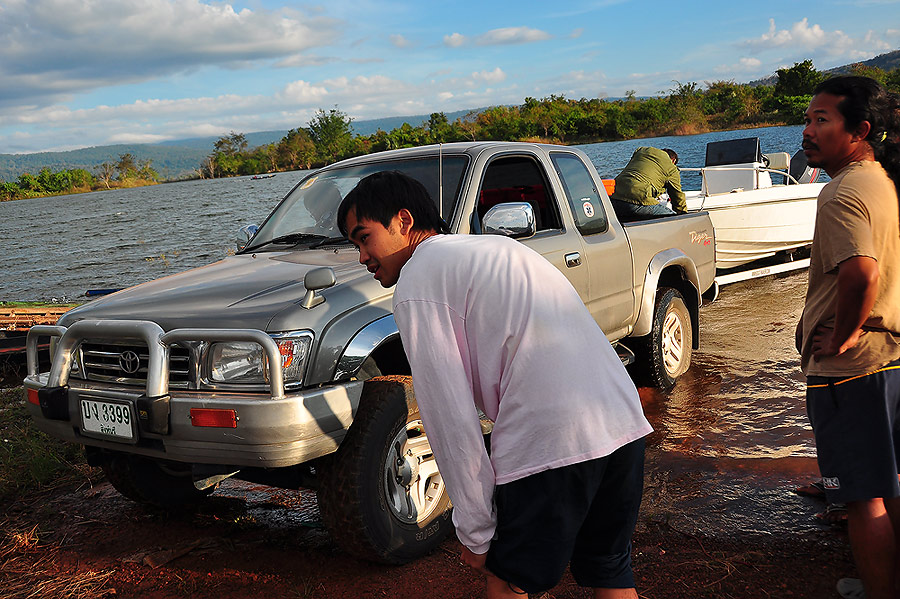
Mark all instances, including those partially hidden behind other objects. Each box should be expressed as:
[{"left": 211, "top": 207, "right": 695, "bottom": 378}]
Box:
[{"left": 26, "top": 320, "right": 285, "bottom": 401}]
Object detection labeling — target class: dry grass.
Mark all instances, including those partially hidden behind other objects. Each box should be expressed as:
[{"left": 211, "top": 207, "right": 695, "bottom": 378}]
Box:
[
  {"left": 0, "top": 387, "right": 100, "bottom": 501},
  {"left": 0, "top": 521, "right": 115, "bottom": 599}
]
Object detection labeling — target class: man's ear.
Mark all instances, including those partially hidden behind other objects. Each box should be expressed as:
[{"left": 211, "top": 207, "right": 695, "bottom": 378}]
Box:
[
  {"left": 853, "top": 120, "right": 872, "bottom": 143},
  {"left": 397, "top": 208, "right": 415, "bottom": 235}
]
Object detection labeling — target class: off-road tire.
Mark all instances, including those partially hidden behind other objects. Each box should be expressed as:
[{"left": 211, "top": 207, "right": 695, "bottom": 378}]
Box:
[
  {"left": 101, "top": 452, "right": 215, "bottom": 509},
  {"left": 636, "top": 287, "right": 692, "bottom": 391},
  {"left": 316, "top": 375, "right": 453, "bottom": 565}
]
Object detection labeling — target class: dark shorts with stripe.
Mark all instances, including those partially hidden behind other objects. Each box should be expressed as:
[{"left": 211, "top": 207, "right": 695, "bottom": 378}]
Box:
[
  {"left": 485, "top": 438, "right": 645, "bottom": 594},
  {"left": 806, "top": 359, "right": 900, "bottom": 504}
]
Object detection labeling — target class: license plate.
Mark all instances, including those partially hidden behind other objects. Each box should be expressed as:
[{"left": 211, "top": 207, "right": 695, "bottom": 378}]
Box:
[{"left": 80, "top": 399, "right": 135, "bottom": 441}]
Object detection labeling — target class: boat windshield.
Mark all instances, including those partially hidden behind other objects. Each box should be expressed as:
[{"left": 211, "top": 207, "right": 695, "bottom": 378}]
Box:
[{"left": 245, "top": 155, "right": 469, "bottom": 252}]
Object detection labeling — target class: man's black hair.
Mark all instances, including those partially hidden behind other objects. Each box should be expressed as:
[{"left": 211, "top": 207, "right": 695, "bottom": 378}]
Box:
[
  {"left": 663, "top": 149, "right": 678, "bottom": 165},
  {"left": 337, "top": 170, "right": 451, "bottom": 236},
  {"left": 814, "top": 76, "right": 900, "bottom": 197}
]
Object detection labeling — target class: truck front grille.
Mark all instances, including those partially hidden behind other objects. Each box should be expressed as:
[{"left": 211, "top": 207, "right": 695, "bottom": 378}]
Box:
[{"left": 76, "top": 342, "right": 193, "bottom": 388}]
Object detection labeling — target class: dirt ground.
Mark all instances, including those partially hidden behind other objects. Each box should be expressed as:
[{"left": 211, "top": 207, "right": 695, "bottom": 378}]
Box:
[
  {"left": 0, "top": 472, "right": 853, "bottom": 599},
  {"left": 0, "top": 273, "right": 859, "bottom": 598}
]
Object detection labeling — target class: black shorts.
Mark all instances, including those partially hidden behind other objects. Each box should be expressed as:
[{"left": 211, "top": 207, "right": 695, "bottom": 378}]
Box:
[
  {"left": 806, "top": 359, "right": 900, "bottom": 504},
  {"left": 485, "top": 438, "right": 645, "bottom": 593}
]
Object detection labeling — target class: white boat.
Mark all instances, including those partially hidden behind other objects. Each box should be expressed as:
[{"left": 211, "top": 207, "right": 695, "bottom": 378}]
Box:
[{"left": 681, "top": 137, "right": 825, "bottom": 271}]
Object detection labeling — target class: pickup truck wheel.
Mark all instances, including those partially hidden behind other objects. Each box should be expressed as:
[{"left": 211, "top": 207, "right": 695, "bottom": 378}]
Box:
[
  {"left": 640, "top": 287, "right": 692, "bottom": 391},
  {"left": 101, "top": 452, "right": 215, "bottom": 509},
  {"left": 317, "top": 376, "right": 453, "bottom": 565}
]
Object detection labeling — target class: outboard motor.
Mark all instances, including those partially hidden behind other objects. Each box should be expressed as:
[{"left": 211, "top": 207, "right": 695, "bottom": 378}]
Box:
[{"left": 789, "top": 150, "right": 820, "bottom": 184}]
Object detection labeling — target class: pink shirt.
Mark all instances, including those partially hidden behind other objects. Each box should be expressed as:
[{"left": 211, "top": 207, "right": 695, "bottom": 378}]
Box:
[{"left": 393, "top": 234, "right": 651, "bottom": 554}]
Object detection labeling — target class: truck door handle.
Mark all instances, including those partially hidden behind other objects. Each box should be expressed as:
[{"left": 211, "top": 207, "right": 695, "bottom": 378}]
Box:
[{"left": 565, "top": 252, "right": 582, "bottom": 268}]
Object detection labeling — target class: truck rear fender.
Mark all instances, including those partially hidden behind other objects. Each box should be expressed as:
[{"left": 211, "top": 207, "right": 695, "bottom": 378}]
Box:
[{"left": 633, "top": 250, "right": 701, "bottom": 348}]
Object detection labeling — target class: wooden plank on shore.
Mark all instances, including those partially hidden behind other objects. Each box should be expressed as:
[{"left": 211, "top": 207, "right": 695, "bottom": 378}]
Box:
[{"left": 0, "top": 306, "right": 74, "bottom": 330}]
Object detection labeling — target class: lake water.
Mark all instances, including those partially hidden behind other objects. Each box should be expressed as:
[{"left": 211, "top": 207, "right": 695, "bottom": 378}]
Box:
[{"left": 1, "top": 125, "right": 808, "bottom": 303}]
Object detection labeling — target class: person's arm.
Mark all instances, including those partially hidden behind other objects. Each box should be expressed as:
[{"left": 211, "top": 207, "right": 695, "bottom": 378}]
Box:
[
  {"left": 393, "top": 298, "right": 497, "bottom": 555},
  {"left": 812, "top": 255, "right": 879, "bottom": 359},
  {"left": 665, "top": 167, "right": 687, "bottom": 214}
]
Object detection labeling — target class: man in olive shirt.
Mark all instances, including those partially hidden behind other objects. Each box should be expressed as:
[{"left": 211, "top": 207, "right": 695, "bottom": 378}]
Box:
[
  {"left": 609, "top": 147, "right": 687, "bottom": 220},
  {"left": 797, "top": 76, "right": 900, "bottom": 599}
]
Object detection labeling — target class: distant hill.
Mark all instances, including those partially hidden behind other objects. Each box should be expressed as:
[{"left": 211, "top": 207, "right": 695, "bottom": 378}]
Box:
[
  {"left": 0, "top": 108, "right": 484, "bottom": 181},
  {"left": 748, "top": 49, "right": 900, "bottom": 87}
]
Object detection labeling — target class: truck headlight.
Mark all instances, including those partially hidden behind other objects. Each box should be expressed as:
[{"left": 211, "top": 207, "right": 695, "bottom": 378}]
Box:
[{"left": 207, "top": 332, "right": 313, "bottom": 385}]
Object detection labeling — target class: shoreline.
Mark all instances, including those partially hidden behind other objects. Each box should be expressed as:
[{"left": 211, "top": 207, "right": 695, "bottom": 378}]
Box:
[{"left": 0, "top": 120, "right": 791, "bottom": 203}]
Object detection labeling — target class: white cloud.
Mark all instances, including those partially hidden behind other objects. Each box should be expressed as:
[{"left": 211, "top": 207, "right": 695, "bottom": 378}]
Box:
[
  {"left": 570, "top": 28, "right": 585, "bottom": 39},
  {"left": 107, "top": 133, "right": 172, "bottom": 144},
  {"left": 476, "top": 27, "right": 552, "bottom": 46},
  {"left": 740, "top": 18, "right": 891, "bottom": 61},
  {"left": 390, "top": 34, "right": 412, "bottom": 48},
  {"left": 444, "top": 32, "right": 466, "bottom": 47},
  {"left": 713, "top": 56, "right": 763, "bottom": 75},
  {"left": 280, "top": 80, "right": 330, "bottom": 103},
  {"left": 276, "top": 54, "right": 339, "bottom": 68},
  {"left": 471, "top": 68, "right": 507, "bottom": 84},
  {"left": 444, "top": 27, "right": 551, "bottom": 48},
  {"left": 0, "top": 0, "right": 339, "bottom": 109}
]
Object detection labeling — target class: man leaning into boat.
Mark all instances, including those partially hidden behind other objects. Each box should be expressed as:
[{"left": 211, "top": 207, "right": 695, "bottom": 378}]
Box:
[
  {"left": 609, "top": 147, "right": 687, "bottom": 220},
  {"left": 796, "top": 75, "right": 900, "bottom": 599}
]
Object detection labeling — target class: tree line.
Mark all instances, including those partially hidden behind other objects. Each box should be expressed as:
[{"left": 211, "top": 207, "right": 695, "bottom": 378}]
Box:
[
  {"left": 4, "top": 60, "right": 899, "bottom": 201},
  {"left": 1, "top": 153, "right": 159, "bottom": 201},
  {"left": 198, "top": 60, "right": 900, "bottom": 178}
]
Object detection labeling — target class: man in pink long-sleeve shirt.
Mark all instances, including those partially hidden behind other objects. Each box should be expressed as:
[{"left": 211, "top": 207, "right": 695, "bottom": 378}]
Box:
[{"left": 338, "top": 170, "right": 651, "bottom": 599}]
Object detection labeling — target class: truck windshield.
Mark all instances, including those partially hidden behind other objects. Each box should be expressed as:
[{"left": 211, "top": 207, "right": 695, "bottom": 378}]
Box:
[{"left": 246, "top": 155, "right": 469, "bottom": 252}]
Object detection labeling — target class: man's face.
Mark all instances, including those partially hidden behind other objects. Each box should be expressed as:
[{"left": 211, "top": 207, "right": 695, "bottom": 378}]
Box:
[
  {"left": 345, "top": 208, "right": 411, "bottom": 288},
  {"left": 802, "top": 93, "right": 856, "bottom": 175}
]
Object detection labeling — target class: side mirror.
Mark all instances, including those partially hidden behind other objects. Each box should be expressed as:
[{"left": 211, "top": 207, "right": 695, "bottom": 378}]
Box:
[
  {"left": 301, "top": 267, "right": 336, "bottom": 309},
  {"left": 236, "top": 224, "right": 259, "bottom": 251},
  {"left": 482, "top": 202, "right": 536, "bottom": 239}
]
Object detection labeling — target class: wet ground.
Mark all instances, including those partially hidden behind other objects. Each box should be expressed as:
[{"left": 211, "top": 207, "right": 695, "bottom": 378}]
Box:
[
  {"left": 640, "top": 270, "right": 834, "bottom": 544},
  {"left": 2, "top": 270, "right": 854, "bottom": 598}
]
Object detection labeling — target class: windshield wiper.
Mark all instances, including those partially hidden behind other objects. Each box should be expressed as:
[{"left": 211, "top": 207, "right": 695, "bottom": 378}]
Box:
[
  {"left": 309, "top": 236, "right": 352, "bottom": 249},
  {"left": 244, "top": 233, "right": 328, "bottom": 252}
]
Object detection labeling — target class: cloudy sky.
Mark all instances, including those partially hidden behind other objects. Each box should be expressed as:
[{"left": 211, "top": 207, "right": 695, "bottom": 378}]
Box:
[{"left": 1, "top": 0, "right": 898, "bottom": 154}]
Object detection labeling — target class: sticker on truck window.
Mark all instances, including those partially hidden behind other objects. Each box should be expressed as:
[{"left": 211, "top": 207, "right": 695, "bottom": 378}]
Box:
[
  {"left": 582, "top": 200, "right": 594, "bottom": 218},
  {"left": 300, "top": 176, "right": 318, "bottom": 189}
]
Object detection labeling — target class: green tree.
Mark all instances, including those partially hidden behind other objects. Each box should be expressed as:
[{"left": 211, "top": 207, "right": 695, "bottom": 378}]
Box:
[
  {"left": 308, "top": 108, "right": 354, "bottom": 164},
  {"left": 277, "top": 128, "right": 317, "bottom": 170},
  {"left": 667, "top": 81, "right": 706, "bottom": 132},
  {"left": 214, "top": 132, "right": 248, "bottom": 156},
  {"left": 138, "top": 159, "right": 159, "bottom": 181},
  {"left": 774, "top": 60, "right": 824, "bottom": 97},
  {"left": 95, "top": 163, "right": 116, "bottom": 188},
  {"left": 1, "top": 182, "right": 23, "bottom": 201},
  {"left": 17, "top": 173, "right": 39, "bottom": 192},
  {"left": 426, "top": 112, "right": 454, "bottom": 143},
  {"left": 116, "top": 153, "right": 138, "bottom": 180}
]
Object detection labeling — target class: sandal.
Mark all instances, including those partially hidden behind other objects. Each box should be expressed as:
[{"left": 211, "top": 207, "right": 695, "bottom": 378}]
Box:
[
  {"left": 815, "top": 503, "right": 848, "bottom": 526},
  {"left": 794, "top": 479, "right": 827, "bottom": 499}
]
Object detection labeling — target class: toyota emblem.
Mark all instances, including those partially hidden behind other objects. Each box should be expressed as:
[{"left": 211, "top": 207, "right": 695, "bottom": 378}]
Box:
[{"left": 118, "top": 350, "right": 141, "bottom": 374}]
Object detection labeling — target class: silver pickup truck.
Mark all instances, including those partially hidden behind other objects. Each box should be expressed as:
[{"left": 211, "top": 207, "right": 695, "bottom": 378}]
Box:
[{"left": 24, "top": 141, "right": 715, "bottom": 564}]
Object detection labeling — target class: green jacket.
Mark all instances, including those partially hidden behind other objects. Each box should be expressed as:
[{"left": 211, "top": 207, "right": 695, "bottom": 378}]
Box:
[{"left": 610, "top": 147, "right": 687, "bottom": 213}]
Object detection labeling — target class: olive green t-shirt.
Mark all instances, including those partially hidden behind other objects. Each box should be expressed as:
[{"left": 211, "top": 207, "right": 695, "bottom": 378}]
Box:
[{"left": 800, "top": 160, "right": 900, "bottom": 376}]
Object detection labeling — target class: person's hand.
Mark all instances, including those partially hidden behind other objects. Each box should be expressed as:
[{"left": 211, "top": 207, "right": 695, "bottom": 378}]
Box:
[
  {"left": 812, "top": 326, "right": 863, "bottom": 360},
  {"left": 460, "top": 546, "right": 490, "bottom": 575}
]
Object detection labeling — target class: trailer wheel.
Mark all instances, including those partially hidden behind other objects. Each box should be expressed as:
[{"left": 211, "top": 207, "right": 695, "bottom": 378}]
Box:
[
  {"left": 317, "top": 376, "right": 453, "bottom": 564},
  {"left": 638, "top": 287, "right": 692, "bottom": 391}
]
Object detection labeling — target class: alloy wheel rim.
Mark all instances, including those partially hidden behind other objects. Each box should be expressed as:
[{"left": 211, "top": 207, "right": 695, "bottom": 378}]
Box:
[{"left": 382, "top": 419, "right": 444, "bottom": 524}]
